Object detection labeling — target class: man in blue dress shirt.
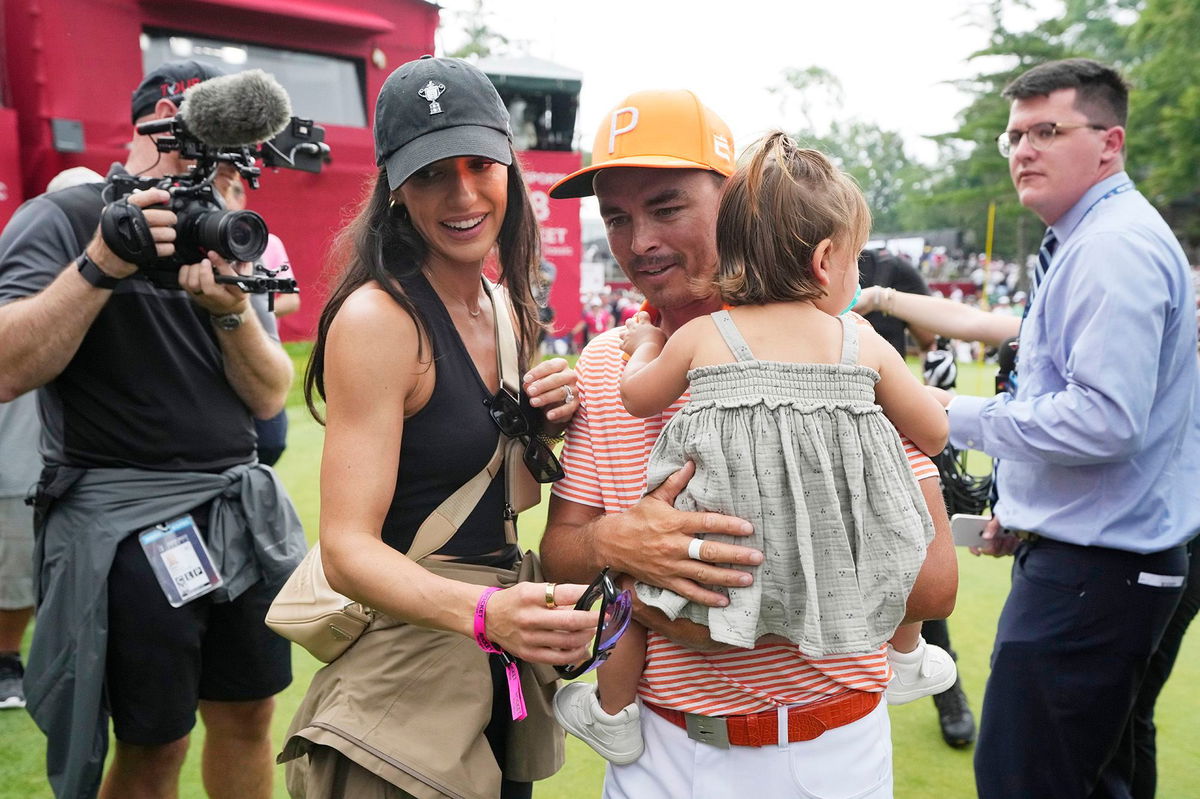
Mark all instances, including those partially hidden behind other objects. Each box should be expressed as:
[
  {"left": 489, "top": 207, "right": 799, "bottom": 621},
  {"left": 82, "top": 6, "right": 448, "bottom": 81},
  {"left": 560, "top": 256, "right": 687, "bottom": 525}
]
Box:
[{"left": 943, "top": 58, "right": 1200, "bottom": 799}]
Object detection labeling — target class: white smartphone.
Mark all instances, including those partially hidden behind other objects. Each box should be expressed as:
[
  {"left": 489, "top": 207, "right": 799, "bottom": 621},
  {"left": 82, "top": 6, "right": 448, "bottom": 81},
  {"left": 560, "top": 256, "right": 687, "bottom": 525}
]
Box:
[{"left": 950, "top": 513, "right": 992, "bottom": 547}]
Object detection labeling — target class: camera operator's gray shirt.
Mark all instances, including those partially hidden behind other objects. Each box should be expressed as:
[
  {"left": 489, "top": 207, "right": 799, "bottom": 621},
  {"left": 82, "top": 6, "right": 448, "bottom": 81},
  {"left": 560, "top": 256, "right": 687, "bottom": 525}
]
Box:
[
  {"left": 0, "top": 393, "right": 41, "bottom": 500},
  {"left": 0, "top": 195, "right": 80, "bottom": 304},
  {"left": 0, "top": 172, "right": 280, "bottom": 472}
]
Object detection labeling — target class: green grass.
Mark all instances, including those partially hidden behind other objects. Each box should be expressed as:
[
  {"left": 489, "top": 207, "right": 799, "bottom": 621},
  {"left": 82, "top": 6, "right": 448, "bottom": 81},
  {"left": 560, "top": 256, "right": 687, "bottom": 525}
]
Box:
[{"left": 1, "top": 359, "right": 1197, "bottom": 798}]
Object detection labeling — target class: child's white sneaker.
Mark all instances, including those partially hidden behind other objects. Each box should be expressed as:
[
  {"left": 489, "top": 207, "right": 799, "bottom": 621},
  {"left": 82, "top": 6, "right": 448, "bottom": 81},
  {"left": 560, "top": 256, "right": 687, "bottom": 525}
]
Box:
[
  {"left": 553, "top": 681, "right": 644, "bottom": 764},
  {"left": 886, "top": 637, "right": 958, "bottom": 705}
]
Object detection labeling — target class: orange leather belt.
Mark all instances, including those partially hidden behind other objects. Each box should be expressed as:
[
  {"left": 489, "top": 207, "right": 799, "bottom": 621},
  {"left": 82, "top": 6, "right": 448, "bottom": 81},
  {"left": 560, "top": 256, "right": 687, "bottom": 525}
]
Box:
[{"left": 643, "top": 690, "right": 881, "bottom": 748}]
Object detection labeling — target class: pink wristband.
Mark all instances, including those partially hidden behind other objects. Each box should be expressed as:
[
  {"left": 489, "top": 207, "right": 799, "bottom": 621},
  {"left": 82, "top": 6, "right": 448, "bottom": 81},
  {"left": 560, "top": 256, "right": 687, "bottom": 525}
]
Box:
[
  {"left": 474, "top": 587, "right": 502, "bottom": 653},
  {"left": 472, "top": 587, "right": 527, "bottom": 721}
]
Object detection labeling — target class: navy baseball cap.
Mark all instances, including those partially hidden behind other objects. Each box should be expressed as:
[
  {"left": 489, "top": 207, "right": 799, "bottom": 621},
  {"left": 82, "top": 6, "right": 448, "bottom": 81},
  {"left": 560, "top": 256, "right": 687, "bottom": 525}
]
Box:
[
  {"left": 131, "top": 59, "right": 226, "bottom": 123},
  {"left": 374, "top": 56, "right": 512, "bottom": 191}
]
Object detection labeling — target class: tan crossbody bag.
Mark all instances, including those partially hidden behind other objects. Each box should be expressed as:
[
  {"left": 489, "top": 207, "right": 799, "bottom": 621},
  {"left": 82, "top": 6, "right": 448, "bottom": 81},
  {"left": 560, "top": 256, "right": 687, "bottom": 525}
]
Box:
[{"left": 265, "top": 280, "right": 540, "bottom": 662}]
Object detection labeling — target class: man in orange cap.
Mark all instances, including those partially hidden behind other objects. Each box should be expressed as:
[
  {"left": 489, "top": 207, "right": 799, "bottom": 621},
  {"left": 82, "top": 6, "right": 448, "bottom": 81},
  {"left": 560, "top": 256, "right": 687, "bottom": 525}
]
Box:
[{"left": 540, "top": 90, "right": 956, "bottom": 796}]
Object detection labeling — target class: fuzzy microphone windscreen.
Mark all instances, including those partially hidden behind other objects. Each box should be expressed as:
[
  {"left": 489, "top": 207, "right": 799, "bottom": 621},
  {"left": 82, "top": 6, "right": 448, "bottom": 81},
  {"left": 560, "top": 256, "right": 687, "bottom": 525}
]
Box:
[{"left": 179, "top": 69, "right": 292, "bottom": 147}]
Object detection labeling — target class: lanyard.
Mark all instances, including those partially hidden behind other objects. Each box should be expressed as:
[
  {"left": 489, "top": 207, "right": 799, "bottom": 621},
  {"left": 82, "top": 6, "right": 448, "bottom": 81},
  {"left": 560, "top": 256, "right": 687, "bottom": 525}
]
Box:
[
  {"left": 1037, "top": 181, "right": 1134, "bottom": 294},
  {"left": 1060, "top": 181, "right": 1134, "bottom": 241}
]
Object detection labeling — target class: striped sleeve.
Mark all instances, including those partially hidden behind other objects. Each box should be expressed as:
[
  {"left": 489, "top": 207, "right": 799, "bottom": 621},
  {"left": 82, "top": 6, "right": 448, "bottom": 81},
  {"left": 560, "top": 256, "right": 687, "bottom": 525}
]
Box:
[
  {"left": 903, "top": 437, "right": 939, "bottom": 481},
  {"left": 552, "top": 337, "right": 608, "bottom": 508}
]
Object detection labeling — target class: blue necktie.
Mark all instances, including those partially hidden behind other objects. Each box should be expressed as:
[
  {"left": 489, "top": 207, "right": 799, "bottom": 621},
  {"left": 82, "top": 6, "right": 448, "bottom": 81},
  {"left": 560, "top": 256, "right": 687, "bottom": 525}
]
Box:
[
  {"left": 1027, "top": 228, "right": 1057, "bottom": 313},
  {"left": 1014, "top": 227, "right": 1057, "bottom": 387}
]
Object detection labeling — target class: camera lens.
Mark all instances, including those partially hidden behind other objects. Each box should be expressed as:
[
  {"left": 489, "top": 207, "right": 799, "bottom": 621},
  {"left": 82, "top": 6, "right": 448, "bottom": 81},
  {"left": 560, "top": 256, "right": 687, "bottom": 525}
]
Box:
[
  {"left": 221, "top": 211, "right": 269, "bottom": 262},
  {"left": 194, "top": 209, "right": 268, "bottom": 263}
]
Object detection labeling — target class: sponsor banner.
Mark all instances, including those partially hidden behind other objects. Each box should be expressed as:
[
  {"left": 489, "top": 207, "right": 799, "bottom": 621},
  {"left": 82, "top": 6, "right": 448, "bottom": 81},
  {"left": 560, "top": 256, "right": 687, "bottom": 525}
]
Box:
[{"left": 520, "top": 149, "right": 582, "bottom": 337}]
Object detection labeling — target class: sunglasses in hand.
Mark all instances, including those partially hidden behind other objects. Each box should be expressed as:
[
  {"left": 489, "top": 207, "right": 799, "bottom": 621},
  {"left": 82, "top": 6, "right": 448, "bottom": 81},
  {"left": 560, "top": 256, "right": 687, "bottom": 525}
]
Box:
[
  {"left": 555, "top": 568, "right": 633, "bottom": 679},
  {"left": 485, "top": 388, "right": 565, "bottom": 483}
]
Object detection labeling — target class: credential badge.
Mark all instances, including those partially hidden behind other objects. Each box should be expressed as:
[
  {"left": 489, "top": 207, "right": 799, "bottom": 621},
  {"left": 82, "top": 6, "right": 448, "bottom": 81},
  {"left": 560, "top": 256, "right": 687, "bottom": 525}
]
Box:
[{"left": 418, "top": 81, "right": 446, "bottom": 115}]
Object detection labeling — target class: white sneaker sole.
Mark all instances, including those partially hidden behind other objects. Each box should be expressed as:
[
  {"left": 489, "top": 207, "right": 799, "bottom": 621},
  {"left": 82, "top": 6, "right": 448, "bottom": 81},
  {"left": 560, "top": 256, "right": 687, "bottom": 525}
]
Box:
[{"left": 0, "top": 696, "right": 27, "bottom": 710}]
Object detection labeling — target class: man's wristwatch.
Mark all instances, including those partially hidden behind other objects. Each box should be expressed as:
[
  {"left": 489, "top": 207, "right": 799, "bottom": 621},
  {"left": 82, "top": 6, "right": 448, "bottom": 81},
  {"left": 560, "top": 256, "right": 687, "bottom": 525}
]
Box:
[
  {"left": 210, "top": 310, "right": 247, "bottom": 331},
  {"left": 75, "top": 253, "right": 123, "bottom": 290}
]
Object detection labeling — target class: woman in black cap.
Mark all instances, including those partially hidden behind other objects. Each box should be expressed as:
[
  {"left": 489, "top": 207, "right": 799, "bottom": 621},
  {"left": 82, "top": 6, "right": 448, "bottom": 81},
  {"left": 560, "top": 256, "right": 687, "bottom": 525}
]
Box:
[{"left": 281, "top": 56, "right": 595, "bottom": 799}]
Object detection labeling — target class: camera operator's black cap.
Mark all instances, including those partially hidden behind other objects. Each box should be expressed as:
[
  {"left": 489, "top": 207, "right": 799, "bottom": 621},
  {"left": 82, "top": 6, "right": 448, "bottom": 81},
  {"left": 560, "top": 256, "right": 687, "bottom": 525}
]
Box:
[
  {"left": 131, "top": 59, "right": 227, "bottom": 123},
  {"left": 374, "top": 55, "right": 512, "bottom": 191}
]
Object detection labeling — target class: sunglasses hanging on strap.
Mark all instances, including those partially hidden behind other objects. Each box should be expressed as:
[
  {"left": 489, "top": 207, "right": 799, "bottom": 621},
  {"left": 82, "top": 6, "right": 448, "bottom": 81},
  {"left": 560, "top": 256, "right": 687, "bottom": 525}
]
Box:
[{"left": 484, "top": 281, "right": 564, "bottom": 536}]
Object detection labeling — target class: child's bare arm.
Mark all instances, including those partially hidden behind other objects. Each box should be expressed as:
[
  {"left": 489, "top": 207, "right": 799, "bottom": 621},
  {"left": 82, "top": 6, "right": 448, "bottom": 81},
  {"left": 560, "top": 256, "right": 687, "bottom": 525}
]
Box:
[
  {"left": 869, "top": 331, "right": 949, "bottom": 457},
  {"left": 620, "top": 313, "right": 694, "bottom": 418}
]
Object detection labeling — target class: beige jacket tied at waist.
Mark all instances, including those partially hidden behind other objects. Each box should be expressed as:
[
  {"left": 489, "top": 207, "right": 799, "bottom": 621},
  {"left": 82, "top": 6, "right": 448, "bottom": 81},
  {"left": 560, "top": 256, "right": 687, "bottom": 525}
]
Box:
[{"left": 279, "top": 554, "right": 564, "bottom": 799}]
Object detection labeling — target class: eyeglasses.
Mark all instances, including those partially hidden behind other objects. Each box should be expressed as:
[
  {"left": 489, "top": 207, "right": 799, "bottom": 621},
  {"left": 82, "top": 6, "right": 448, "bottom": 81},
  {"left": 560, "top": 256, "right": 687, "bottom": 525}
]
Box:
[
  {"left": 996, "top": 121, "right": 1109, "bottom": 158},
  {"left": 555, "top": 568, "right": 633, "bottom": 679},
  {"left": 484, "top": 388, "right": 565, "bottom": 483}
]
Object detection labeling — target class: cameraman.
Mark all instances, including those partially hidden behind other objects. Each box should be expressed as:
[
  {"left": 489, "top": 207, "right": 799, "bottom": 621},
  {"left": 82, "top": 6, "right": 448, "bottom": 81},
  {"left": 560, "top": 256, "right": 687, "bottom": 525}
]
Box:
[{"left": 0, "top": 61, "right": 303, "bottom": 799}]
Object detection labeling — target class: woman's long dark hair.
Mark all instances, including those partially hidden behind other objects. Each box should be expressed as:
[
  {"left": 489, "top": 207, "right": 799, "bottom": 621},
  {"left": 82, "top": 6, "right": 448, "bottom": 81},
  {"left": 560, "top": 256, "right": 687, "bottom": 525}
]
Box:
[{"left": 304, "top": 152, "right": 543, "bottom": 423}]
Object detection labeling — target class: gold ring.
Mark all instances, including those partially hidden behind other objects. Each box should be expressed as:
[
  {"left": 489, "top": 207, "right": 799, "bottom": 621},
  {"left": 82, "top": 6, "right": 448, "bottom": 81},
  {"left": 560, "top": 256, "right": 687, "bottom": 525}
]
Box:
[
  {"left": 192, "top": 290, "right": 204, "bottom": 296},
  {"left": 544, "top": 582, "right": 557, "bottom": 609}
]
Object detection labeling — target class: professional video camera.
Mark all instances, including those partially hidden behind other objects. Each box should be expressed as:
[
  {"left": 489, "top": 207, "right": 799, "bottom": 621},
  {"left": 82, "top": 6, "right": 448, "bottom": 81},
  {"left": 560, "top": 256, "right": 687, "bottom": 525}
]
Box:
[{"left": 100, "top": 69, "right": 330, "bottom": 297}]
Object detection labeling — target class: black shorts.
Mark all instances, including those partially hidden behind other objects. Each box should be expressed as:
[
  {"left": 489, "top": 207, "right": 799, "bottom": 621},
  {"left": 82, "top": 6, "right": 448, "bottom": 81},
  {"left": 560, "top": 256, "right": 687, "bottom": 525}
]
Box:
[{"left": 105, "top": 520, "right": 292, "bottom": 745}]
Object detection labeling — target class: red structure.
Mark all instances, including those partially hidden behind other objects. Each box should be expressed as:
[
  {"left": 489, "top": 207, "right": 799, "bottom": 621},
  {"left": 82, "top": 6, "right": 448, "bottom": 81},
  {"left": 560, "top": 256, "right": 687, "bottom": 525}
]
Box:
[
  {"left": 520, "top": 149, "right": 583, "bottom": 337},
  {"left": 479, "top": 55, "right": 583, "bottom": 338},
  {"left": 0, "top": 4, "right": 586, "bottom": 341},
  {"left": 0, "top": 0, "right": 438, "bottom": 340}
]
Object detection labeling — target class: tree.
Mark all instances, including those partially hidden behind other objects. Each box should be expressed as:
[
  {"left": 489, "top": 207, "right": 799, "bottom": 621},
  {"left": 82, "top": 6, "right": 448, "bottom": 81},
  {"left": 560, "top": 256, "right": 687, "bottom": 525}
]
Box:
[
  {"left": 1127, "top": 0, "right": 1200, "bottom": 251},
  {"left": 778, "top": 2, "right": 1141, "bottom": 257},
  {"left": 911, "top": 0, "right": 1140, "bottom": 260},
  {"left": 775, "top": 67, "right": 927, "bottom": 234},
  {"left": 445, "top": 0, "right": 510, "bottom": 60},
  {"left": 797, "top": 121, "right": 926, "bottom": 235},
  {"left": 771, "top": 66, "right": 845, "bottom": 132}
]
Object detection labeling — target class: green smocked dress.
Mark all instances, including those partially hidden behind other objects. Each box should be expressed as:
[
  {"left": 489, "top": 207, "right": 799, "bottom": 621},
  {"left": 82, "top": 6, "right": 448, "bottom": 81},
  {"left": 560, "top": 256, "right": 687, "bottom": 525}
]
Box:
[{"left": 636, "top": 310, "right": 934, "bottom": 656}]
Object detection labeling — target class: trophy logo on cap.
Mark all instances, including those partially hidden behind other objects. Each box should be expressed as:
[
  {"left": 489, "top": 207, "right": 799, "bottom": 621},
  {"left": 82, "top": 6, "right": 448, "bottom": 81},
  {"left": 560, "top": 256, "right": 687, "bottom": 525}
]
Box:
[{"left": 418, "top": 81, "right": 446, "bottom": 115}]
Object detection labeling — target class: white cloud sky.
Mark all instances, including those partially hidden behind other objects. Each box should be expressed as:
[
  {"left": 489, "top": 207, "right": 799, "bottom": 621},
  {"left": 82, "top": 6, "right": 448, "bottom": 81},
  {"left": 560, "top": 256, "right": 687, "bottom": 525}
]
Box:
[{"left": 436, "top": 0, "right": 1060, "bottom": 163}]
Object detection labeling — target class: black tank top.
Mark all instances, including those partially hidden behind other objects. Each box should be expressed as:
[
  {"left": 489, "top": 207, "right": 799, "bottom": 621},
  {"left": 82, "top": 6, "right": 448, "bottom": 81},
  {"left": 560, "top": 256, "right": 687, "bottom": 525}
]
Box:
[{"left": 379, "top": 271, "right": 509, "bottom": 558}]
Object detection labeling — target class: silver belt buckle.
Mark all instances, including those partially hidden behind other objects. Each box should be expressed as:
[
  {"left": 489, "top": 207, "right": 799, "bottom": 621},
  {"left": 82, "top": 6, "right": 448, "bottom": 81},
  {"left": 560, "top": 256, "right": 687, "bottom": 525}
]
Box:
[{"left": 684, "top": 712, "right": 730, "bottom": 749}]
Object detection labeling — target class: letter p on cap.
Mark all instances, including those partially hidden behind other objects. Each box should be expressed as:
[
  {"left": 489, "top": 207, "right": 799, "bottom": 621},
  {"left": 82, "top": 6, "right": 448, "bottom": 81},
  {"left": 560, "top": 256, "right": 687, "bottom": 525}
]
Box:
[{"left": 609, "top": 107, "right": 639, "bottom": 154}]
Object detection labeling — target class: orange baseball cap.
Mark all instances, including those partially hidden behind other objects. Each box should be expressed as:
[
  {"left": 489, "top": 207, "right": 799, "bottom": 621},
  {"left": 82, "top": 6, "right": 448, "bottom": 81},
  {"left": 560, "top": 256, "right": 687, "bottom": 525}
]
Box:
[{"left": 548, "top": 89, "right": 735, "bottom": 199}]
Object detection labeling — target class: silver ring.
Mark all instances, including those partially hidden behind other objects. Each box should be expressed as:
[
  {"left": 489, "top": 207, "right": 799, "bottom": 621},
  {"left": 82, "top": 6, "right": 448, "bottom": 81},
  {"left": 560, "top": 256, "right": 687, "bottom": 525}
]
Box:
[
  {"left": 562, "top": 385, "right": 575, "bottom": 405},
  {"left": 687, "top": 537, "right": 704, "bottom": 560}
]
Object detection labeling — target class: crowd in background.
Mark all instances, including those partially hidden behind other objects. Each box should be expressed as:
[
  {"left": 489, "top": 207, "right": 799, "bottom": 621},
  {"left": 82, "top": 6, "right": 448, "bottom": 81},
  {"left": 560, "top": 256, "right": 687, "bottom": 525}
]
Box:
[{"left": 547, "top": 287, "right": 646, "bottom": 355}]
